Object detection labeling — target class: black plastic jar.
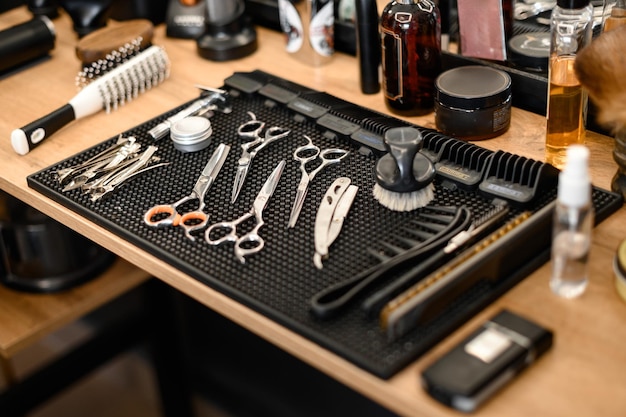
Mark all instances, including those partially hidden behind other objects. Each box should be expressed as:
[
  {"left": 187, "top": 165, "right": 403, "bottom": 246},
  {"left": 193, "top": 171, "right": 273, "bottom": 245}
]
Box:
[{"left": 434, "top": 66, "right": 512, "bottom": 141}]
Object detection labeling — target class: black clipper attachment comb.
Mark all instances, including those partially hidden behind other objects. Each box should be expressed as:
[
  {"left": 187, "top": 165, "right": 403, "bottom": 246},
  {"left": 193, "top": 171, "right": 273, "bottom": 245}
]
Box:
[{"left": 479, "top": 151, "right": 559, "bottom": 207}]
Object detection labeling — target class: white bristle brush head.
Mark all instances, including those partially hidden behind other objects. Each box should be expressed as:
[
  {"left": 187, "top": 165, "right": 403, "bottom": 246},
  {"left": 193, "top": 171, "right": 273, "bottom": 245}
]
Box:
[{"left": 373, "top": 182, "right": 435, "bottom": 212}]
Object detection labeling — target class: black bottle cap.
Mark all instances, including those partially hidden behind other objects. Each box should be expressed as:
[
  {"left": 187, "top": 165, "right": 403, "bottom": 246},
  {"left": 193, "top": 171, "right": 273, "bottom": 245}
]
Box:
[{"left": 557, "top": 0, "right": 590, "bottom": 9}]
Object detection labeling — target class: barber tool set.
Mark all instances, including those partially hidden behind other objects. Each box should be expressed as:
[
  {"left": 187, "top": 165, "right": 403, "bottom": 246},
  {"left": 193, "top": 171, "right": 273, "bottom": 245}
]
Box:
[{"left": 26, "top": 70, "right": 623, "bottom": 379}]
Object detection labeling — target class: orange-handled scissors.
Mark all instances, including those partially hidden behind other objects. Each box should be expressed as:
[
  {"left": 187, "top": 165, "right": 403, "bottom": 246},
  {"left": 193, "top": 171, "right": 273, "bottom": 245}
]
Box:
[{"left": 143, "top": 143, "right": 230, "bottom": 240}]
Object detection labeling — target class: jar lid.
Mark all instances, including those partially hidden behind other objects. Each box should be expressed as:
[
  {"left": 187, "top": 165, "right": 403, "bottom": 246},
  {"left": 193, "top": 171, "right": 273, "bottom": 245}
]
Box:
[
  {"left": 435, "top": 66, "right": 512, "bottom": 110},
  {"left": 614, "top": 238, "right": 626, "bottom": 303},
  {"left": 508, "top": 32, "right": 550, "bottom": 72}
]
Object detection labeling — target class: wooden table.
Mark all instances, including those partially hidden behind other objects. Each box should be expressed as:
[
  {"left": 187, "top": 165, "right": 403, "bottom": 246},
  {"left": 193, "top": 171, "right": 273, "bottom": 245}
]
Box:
[{"left": 1, "top": 5, "right": 625, "bottom": 417}]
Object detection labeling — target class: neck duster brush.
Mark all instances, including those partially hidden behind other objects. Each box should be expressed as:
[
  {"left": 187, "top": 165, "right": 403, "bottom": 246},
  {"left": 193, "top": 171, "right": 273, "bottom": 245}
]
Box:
[
  {"left": 574, "top": 25, "right": 626, "bottom": 131},
  {"left": 11, "top": 22, "right": 168, "bottom": 156},
  {"left": 575, "top": 25, "right": 626, "bottom": 198},
  {"left": 373, "top": 126, "right": 436, "bottom": 211}
]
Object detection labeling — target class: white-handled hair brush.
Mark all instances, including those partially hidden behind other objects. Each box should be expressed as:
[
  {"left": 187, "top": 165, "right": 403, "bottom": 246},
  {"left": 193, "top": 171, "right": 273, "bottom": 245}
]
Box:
[
  {"left": 373, "top": 126, "right": 436, "bottom": 211},
  {"left": 11, "top": 44, "right": 170, "bottom": 155}
]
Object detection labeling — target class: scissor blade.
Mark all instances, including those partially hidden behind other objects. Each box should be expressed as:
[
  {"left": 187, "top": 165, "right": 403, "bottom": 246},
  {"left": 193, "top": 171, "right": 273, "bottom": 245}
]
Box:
[
  {"left": 230, "top": 163, "right": 249, "bottom": 203},
  {"left": 288, "top": 185, "right": 309, "bottom": 228},
  {"left": 193, "top": 143, "right": 230, "bottom": 199},
  {"left": 255, "top": 160, "right": 286, "bottom": 207},
  {"left": 202, "top": 143, "right": 230, "bottom": 179}
]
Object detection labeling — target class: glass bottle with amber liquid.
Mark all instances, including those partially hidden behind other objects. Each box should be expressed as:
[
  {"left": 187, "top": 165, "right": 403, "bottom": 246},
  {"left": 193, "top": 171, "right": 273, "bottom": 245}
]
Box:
[
  {"left": 545, "top": 0, "right": 593, "bottom": 169},
  {"left": 380, "top": 0, "right": 441, "bottom": 116}
]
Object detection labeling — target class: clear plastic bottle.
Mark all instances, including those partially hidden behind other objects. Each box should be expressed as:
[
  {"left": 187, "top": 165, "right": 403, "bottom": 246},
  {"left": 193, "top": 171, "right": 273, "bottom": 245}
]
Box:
[
  {"left": 545, "top": 0, "right": 593, "bottom": 170},
  {"left": 550, "top": 145, "right": 594, "bottom": 298},
  {"left": 380, "top": 0, "right": 441, "bottom": 116}
]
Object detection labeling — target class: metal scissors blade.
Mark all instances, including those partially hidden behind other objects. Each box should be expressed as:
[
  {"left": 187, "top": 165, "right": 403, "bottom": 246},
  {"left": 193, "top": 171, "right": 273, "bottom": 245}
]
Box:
[
  {"left": 206, "top": 160, "right": 286, "bottom": 263},
  {"left": 314, "top": 178, "right": 358, "bottom": 269},
  {"left": 144, "top": 143, "right": 230, "bottom": 240}
]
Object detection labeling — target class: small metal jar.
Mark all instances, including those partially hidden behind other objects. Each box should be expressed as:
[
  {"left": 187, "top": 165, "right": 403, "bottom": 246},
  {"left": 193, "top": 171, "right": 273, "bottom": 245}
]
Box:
[
  {"left": 434, "top": 66, "right": 512, "bottom": 141},
  {"left": 170, "top": 116, "right": 213, "bottom": 153}
]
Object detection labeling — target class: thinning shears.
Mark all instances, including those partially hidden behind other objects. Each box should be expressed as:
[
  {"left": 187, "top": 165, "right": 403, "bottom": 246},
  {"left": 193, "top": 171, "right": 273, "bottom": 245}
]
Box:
[
  {"left": 143, "top": 143, "right": 230, "bottom": 240},
  {"left": 206, "top": 160, "right": 286, "bottom": 263},
  {"left": 288, "top": 135, "right": 349, "bottom": 228},
  {"left": 231, "top": 112, "right": 290, "bottom": 203}
]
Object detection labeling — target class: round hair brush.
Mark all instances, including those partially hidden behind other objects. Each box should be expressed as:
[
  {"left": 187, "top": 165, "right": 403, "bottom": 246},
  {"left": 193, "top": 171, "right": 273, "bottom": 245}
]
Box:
[
  {"left": 373, "top": 126, "right": 436, "bottom": 211},
  {"left": 11, "top": 44, "right": 170, "bottom": 156},
  {"left": 75, "top": 19, "right": 154, "bottom": 87}
]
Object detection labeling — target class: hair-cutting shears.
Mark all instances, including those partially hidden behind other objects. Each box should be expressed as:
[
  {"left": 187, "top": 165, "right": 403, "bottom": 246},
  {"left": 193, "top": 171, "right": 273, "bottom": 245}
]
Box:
[
  {"left": 288, "top": 135, "right": 349, "bottom": 228},
  {"left": 206, "top": 160, "right": 286, "bottom": 263},
  {"left": 143, "top": 143, "right": 230, "bottom": 240},
  {"left": 231, "top": 112, "right": 290, "bottom": 203}
]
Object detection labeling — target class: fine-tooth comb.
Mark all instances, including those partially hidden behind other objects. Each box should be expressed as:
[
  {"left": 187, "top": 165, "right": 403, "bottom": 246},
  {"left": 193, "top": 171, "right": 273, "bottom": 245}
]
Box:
[
  {"left": 380, "top": 211, "right": 532, "bottom": 341},
  {"left": 11, "top": 44, "right": 170, "bottom": 156}
]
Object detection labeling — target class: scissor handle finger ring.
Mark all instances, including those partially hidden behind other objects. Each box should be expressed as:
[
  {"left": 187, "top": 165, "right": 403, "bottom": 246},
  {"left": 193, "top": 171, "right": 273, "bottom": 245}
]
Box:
[
  {"left": 179, "top": 211, "right": 209, "bottom": 241},
  {"left": 205, "top": 222, "right": 239, "bottom": 246},
  {"left": 320, "top": 148, "right": 349, "bottom": 160},
  {"left": 238, "top": 119, "right": 265, "bottom": 137},
  {"left": 144, "top": 205, "right": 181, "bottom": 227},
  {"left": 234, "top": 233, "right": 265, "bottom": 264},
  {"left": 294, "top": 144, "right": 320, "bottom": 160}
]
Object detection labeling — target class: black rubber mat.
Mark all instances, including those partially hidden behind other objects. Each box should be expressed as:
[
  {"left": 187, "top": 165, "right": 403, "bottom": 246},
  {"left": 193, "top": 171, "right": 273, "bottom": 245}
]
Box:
[{"left": 27, "top": 71, "right": 623, "bottom": 378}]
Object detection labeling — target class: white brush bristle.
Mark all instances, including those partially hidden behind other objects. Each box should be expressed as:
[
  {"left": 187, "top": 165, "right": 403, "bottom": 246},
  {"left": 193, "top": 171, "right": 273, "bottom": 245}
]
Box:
[
  {"left": 372, "top": 183, "right": 435, "bottom": 212},
  {"left": 89, "top": 45, "right": 170, "bottom": 114}
]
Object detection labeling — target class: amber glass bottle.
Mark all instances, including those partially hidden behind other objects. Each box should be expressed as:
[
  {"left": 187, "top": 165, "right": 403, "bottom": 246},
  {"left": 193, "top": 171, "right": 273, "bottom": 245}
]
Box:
[{"left": 380, "top": 0, "right": 441, "bottom": 116}]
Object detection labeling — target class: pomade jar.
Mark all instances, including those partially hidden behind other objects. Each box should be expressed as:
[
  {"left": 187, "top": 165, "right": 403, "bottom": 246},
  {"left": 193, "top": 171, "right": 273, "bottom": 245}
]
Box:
[{"left": 434, "top": 66, "right": 512, "bottom": 140}]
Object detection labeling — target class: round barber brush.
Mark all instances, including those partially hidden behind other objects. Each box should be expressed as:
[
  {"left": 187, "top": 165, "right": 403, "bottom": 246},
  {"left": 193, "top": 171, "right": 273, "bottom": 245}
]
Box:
[
  {"left": 373, "top": 127, "right": 436, "bottom": 211},
  {"left": 11, "top": 44, "right": 170, "bottom": 156},
  {"left": 75, "top": 19, "right": 154, "bottom": 88}
]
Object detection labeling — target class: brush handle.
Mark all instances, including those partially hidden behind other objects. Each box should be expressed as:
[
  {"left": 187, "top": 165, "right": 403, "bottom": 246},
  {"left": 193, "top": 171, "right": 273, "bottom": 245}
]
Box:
[
  {"left": 11, "top": 83, "right": 104, "bottom": 155},
  {"left": 376, "top": 126, "right": 427, "bottom": 192},
  {"left": 11, "top": 104, "right": 76, "bottom": 155}
]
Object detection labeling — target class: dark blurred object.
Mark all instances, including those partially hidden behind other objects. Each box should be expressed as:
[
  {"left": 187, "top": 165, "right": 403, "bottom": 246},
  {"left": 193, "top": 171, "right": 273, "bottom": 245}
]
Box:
[
  {"left": 0, "top": 0, "right": 26, "bottom": 14},
  {"left": 28, "top": 0, "right": 59, "bottom": 19},
  {"left": 107, "top": 0, "right": 168, "bottom": 25},
  {"left": 59, "top": 0, "right": 112, "bottom": 37},
  {"left": 197, "top": 0, "right": 257, "bottom": 61},
  {"left": 0, "top": 16, "right": 55, "bottom": 76},
  {"left": 166, "top": 0, "right": 206, "bottom": 39},
  {"left": 0, "top": 192, "right": 115, "bottom": 293},
  {"left": 355, "top": 0, "right": 380, "bottom": 94}
]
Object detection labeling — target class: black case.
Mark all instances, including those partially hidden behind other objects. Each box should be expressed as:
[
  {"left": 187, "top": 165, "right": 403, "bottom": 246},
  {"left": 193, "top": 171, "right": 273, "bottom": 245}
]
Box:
[{"left": 421, "top": 309, "right": 553, "bottom": 412}]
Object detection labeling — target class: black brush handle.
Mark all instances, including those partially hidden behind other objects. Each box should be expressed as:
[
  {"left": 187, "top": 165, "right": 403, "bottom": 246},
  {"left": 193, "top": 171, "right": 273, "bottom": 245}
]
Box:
[{"left": 11, "top": 103, "right": 76, "bottom": 155}]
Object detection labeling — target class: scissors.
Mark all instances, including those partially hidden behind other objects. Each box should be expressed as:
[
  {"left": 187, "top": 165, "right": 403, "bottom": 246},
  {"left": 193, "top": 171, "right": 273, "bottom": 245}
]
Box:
[
  {"left": 143, "top": 143, "right": 230, "bottom": 240},
  {"left": 206, "top": 160, "right": 286, "bottom": 263},
  {"left": 287, "top": 135, "right": 349, "bottom": 228},
  {"left": 231, "top": 112, "right": 290, "bottom": 203}
]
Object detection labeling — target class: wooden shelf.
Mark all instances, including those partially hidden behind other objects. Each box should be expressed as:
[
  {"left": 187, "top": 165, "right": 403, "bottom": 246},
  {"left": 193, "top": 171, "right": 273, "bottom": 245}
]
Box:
[{"left": 0, "top": 257, "right": 150, "bottom": 358}]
